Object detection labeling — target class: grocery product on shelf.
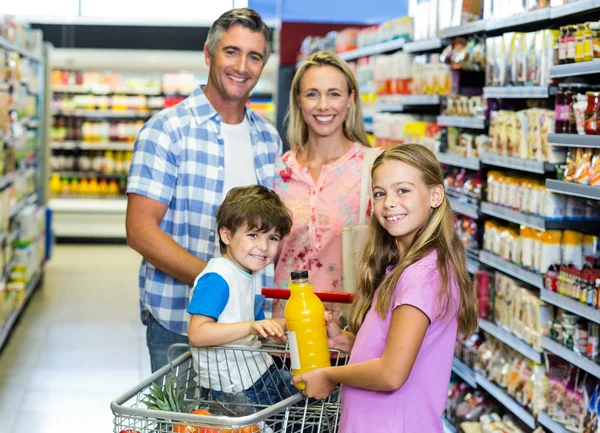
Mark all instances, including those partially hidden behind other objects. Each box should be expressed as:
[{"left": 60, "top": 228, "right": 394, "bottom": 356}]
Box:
[
  {"left": 548, "top": 307, "right": 600, "bottom": 359},
  {"left": 456, "top": 215, "right": 479, "bottom": 251},
  {"left": 483, "top": 220, "right": 597, "bottom": 274},
  {"left": 488, "top": 108, "right": 561, "bottom": 163},
  {"left": 445, "top": 127, "right": 489, "bottom": 158},
  {"left": 444, "top": 96, "right": 486, "bottom": 117},
  {"left": 484, "top": 0, "right": 550, "bottom": 21},
  {"left": 563, "top": 147, "right": 600, "bottom": 186},
  {"left": 371, "top": 113, "right": 441, "bottom": 149},
  {"left": 485, "top": 30, "right": 559, "bottom": 87}
]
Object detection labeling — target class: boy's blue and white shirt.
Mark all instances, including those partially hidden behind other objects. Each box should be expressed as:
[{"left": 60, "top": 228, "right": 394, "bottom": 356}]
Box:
[
  {"left": 187, "top": 257, "right": 273, "bottom": 392},
  {"left": 126, "top": 85, "right": 281, "bottom": 336}
]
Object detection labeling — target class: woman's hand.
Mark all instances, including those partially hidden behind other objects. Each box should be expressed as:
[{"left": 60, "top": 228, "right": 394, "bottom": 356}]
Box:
[
  {"left": 325, "top": 311, "right": 350, "bottom": 351},
  {"left": 292, "top": 368, "right": 338, "bottom": 400}
]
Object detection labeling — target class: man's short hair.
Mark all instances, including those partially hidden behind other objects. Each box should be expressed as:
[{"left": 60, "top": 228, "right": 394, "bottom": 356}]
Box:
[
  {"left": 216, "top": 185, "right": 292, "bottom": 254},
  {"left": 205, "top": 8, "right": 273, "bottom": 62}
]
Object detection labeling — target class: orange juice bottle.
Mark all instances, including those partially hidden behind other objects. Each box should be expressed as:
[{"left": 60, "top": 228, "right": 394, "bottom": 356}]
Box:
[{"left": 285, "top": 270, "right": 330, "bottom": 390}]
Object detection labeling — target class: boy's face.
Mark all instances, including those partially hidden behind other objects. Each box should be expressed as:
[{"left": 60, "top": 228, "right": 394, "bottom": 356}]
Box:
[{"left": 219, "top": 223, "right": 281, "bottom": 273}]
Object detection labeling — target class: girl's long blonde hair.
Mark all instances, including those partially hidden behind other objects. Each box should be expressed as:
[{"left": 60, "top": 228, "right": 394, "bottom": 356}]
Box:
[
  {"left": 348, "top": 144, "right": 478, "bottom": 338},
  {"left": 286, "top": 51, "right": 370, "bottom": 151}
]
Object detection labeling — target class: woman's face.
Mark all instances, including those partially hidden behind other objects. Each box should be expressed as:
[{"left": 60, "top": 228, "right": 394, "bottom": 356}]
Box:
[{"left": 297, "top": 65, "right": 353, "bottom": 139}]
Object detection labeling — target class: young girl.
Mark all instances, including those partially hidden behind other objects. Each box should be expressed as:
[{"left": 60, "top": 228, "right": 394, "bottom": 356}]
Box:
[{"left": 292, "top": 144, "right": 479, "bottom": 433}]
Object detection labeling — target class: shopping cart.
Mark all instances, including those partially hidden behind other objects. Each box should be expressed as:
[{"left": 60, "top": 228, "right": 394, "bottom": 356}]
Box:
[{"left": 111, "top": 289, "right": 353, "bottom": 433}]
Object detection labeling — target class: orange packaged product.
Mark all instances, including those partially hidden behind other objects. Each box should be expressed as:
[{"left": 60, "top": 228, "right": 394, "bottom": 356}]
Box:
[
  {"left": 563, "top": 148, "right": 576, "bottom": 182},
  {"left": 590, "top": 149, "right": 600, "bottom": 186},
  {"left": 574, "top": 147, "right": 592, "bottom": 185}
]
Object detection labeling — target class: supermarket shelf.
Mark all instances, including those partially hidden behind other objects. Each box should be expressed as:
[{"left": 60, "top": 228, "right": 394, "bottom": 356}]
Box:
[
  {"left": 546, "top": 179, "right": 600, "bottom": 201},
  {"left": 0, "top": 172, "right": 15, "bottom": 190},
  {"left": 0, "top": 267, "right": 43, "bottom": 352},
  {"left": 436, "top": 115, "right": 486, "bottom": 130},
  {"left": 0, "top": 36, "right": 42, "bottom": 62},
  {"left": 442, "top": 416, "right": 457, "bottom": 433},
  {"left": 486, "top": 7, "right": 551, "bottom": 32},
  {"left": 448, "top": 197, "right": 479, "bottom": 219},
  {"left": 479, "top": 250, "right": 544, "bottom": 289},
  {"left": 481, "top": 202, "right": 547, "bottom": 231},
  {"left": 50, "top": 141, "right": 134, "bottom": 151},
  {"left": 49, "top": 198, "right": 127, "bottom": 214},
  {"left": 403, "top": 38, "right": 443, "bottom": 53},
  {"left": 440, "top": 20, "right": 487, "bottom": 38},
  {"left": 452, "top": 357, "right": 478, "bottom": 388},
  {"left": 483, "top": 86, "right": 552, "bottom": 99},
  {"left": 478, "top": 319, "right": 543, "bottom": 364},
  {"left": 551, "top": 0, "right": 600, "bottom": 19},
  {"left": 53, "top": 109, "right": 152, "bottom": 119},
  {"left": 474, "top": 372, "right": 536, "bottom": 429},
  {"left": 467, "top": 259, "right": 481, "bottom": 275},
  {"left": 338, "top": 38, "right": 406, "bottom": 61},
  {"left": 8, "top": 193, "right": 38, "bottom": 219},
  {"left": 480, "top": 151, "right": 555, "bottom": 174},
  {"left": 548, "top": 134, "right": 600, "bottom": 148},
  {"left": 542, "top": 336, "right": 600, "bottom": 379},
  {"left": 540, "top": 288, "right": 600, "bottom": 325},
  {"left": 54, "top": 171, "right": 128, "bottom": 179},
  {"left": 52, "top": 85, "right": 162, "bottom": 95},
  {"left": 436, "top": 152, "right": 480, "bottom": 170},
  {"left": 550, "top": 61, "right": 600, "bottom": 78},
  {"left": 537, "top": 411, "right": 569, "bottom": 433}
]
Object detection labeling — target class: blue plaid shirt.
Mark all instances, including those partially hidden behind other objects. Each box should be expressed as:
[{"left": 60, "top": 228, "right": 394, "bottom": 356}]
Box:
[{"left": 127, "top": 85, "right": 282, "bottom": 335}]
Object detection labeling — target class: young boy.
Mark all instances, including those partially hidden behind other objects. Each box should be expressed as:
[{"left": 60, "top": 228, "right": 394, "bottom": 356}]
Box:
[{"left": 187, "top": 185, "right": 296, "bottom": 406}]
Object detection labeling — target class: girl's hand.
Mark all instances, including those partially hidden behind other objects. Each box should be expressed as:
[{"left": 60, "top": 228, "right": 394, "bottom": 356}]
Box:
[
  {"left": 250, "top": 318, "right": 286, "bottom": 340},
  {"left": 325, "top": 311, "right": 344, "bottom": 350},
  {"left": 292, "top": 368, "right": 337, "bottom": 400}
]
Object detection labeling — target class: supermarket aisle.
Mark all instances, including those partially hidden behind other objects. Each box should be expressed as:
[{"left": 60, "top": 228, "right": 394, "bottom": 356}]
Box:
[{"left": 0, "top": 245, "right": 151, "bottom": 433}]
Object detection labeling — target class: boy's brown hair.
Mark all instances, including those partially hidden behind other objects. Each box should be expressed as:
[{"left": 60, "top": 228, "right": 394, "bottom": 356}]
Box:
[{"left": 216, "top": 185, "right": 293, "bottom": 254}]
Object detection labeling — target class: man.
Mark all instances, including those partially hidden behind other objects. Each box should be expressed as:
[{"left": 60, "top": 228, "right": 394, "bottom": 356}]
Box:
[{"left": 126, "top": 8, "right": 281, "bottom": 372}]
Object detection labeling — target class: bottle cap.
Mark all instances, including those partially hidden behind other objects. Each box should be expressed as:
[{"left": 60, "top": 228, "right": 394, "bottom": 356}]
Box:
[{"left": 291, "top": 270, "right": 308, "bottom": 279}]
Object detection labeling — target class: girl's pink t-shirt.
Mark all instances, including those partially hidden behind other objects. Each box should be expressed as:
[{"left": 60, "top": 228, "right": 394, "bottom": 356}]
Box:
[
  {"left": 340, "top": 250, "right": 459, "bottom": 433},
  {"left": 273, "top": 142, "right": 373, "bottom": 318}
]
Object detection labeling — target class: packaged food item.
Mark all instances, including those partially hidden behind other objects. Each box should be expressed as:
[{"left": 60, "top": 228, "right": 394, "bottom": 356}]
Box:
[
  {"left": 583, "top": 234, "right": 598, "bottom": 258},
  {"left": 575, "top": 23, "right": 585, "bottom": 63},
  {"left": 584, "top": 91, "right": 600, "bottom": 135},
  {"left": 573, "top": 92, "right": 588, "bottom": 135},
  {"left": 517, "top": 110, "right": 530, "bottom": 159},
  {"left": 521, "top": 227, "right": 534, "bottom": 269},
  {"left": 574, "top": 147, "right": 592, "bottom": 185},
  {"left": 563, "top": 230, "right": 584, "bottom": 268},
  {"left": 590, "top": 149, "right": 600, "bottom": 186},
  {"left": 583, "top": 22, "right": 594, "bottom": 62},
  {"left": 540, "top": 230, "right": 562, "bottom": 274},
  {"left": 564, "top": 148, "right": 577, "bottom": 182},
  {"left": 506, "top": 111, "right": 518, "bottom": 157}
]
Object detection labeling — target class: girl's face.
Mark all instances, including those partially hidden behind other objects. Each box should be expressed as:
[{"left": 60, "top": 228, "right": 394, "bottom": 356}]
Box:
[
  {"left": 297, "top": 65, "right": 353, "bottom": 138},
  {"left": 372, "top": 159, "right": 444, "bottom": 252}
]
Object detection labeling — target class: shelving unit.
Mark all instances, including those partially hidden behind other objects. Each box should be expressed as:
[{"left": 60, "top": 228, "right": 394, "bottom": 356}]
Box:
[
  {"left": 0, "top": 32, "right": 49, "bottom": 353},
  {"left": 479, "top": 251, "right": 544, "bottom": 289},
  {"left": 546, "top": 179, "right": 600, "bottom": 201},
  {"left": 467, "top": 259, "right": 481, "bottom": 275},
  {"left": 540, "top": 288, "right": 600, "bottom": 325},
  {"left": 436, "top": 115, "right": 486, "bottom": 130},
  {"left": 479, "top": 202, "right": 587, "bottom": 232},
  {"left": 537, "top": 411, "right": 569, "bottom": 433},
  {"left": 442, "top": 416, "right": 458, "bottom": 433},
  {"left": 479, "top": 319, "right": 543, "bottom": 363},
  {"left": 448, "top": 197, "right": 479, "bottom": 219},
  {"left": 440, "top": 20, "right": 487, "bottom": 38},
  {"left": 486, "top": 7, "right": 551, "bottom": 31},
  {"left": 403, "top": 38, "right": 444, "bottom": 53},
  {"left": 548, "top": 134, "right": 600, "bottom": 148},
  {"left": 474, "top": 373, "right": 536, "bottom": 429},
  {"left": 483, "top": 86, "right": 553, "bottom": 99},
  {"left": 542, "top": 336, "right": 600, "bottom": 379},
  {"left": 550, "top": 61, "right": 600, "bottom": 78},
  {"left": 452, "top": 357, "right": 478, "bottom": 388},
  {"left": 0, "top": 268, "right": 44, "bottom": 351},
  {"left": 480, "top": 151, "right": 555, "bottom": 174},
  {"left": 436, "top": 152, "right": 480, "bottom": 170},
  {"left": 338, "top": 38, "right": 406, "bottom": 61},
  {"left": 49, "top": 198, "right": 127, "bottom": 239}
]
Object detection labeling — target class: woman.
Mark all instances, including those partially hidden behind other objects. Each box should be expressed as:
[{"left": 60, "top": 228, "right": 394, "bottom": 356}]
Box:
[{"left": 273, "top": 51, "right": 377, "bottom": 324}]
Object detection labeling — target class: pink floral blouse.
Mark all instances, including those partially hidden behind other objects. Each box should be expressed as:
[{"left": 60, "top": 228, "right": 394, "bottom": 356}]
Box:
[{"left": 273, "top": 142, "right": 375, "bottom": 320}]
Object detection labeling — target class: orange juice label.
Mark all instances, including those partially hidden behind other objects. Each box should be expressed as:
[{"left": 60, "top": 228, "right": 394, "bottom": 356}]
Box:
[{"left": 287, "top": 331, "right": 301, "bottom": 369}]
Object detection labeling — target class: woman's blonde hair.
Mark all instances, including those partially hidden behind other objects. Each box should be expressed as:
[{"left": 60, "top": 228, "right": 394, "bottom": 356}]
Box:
[
  {"left": 348, "top": 144, "right": 478, "bottom": 338},
  {"left": 286, "top": 51, "right": 370, "bottom": 151}
]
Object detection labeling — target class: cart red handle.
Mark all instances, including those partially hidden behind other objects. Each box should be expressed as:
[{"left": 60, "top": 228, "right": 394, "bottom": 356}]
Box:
[{"left": 261, "top": 288, "right": 354, "bottom": 304}]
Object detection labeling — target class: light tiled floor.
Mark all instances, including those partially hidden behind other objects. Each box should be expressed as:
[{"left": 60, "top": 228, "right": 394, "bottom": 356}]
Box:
[{"left": 0, "top": 245, "right": 151, "bottom": 433}]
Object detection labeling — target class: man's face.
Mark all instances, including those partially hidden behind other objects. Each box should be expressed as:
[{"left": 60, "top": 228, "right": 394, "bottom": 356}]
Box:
[{"left": 205, "top": 25, "right": 267, "bottom": 102}]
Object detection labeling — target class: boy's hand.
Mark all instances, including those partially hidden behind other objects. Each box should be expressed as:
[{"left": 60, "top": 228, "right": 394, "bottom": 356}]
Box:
[{"left": 251, "top": 318, "right": 286, "bottom": 340}]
